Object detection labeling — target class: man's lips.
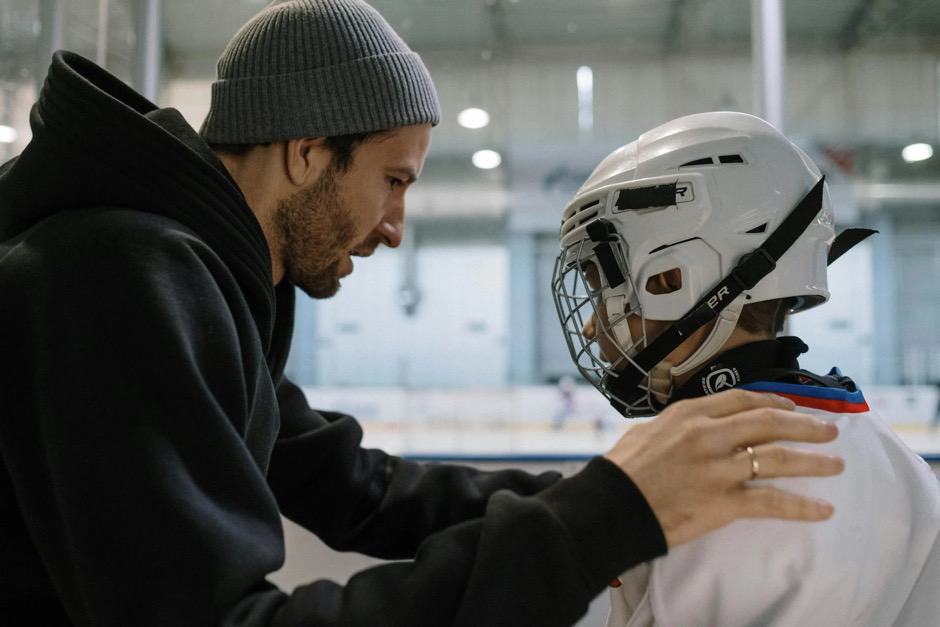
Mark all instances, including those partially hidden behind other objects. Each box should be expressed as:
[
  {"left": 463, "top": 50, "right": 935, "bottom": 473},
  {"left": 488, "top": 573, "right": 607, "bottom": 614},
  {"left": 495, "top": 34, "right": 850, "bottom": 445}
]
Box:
[{"left": 340, "top": 246, "right": 373, "bottom": 277}]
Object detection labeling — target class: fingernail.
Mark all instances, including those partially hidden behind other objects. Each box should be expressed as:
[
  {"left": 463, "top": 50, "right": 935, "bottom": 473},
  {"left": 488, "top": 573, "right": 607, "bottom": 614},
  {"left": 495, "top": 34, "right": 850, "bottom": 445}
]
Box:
[
  {"left": 831, "top": 455, "right": 845, "bottom": 469},
  {"left": 817, "top": 501, "right": 834, "bottom": 517}
]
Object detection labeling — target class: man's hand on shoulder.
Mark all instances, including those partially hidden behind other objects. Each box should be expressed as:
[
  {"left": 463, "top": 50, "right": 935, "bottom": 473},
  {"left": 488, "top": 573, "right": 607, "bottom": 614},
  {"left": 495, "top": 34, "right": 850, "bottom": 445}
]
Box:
[{"left": 603, "top": 389, "right": 844, "bottom": 548}]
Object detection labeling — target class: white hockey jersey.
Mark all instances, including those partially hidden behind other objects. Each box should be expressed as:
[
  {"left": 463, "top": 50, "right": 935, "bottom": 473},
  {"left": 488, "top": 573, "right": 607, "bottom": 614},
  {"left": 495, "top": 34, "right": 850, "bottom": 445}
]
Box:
[{"left": 609, "top": 381, "right": 940, "bottom": 627}]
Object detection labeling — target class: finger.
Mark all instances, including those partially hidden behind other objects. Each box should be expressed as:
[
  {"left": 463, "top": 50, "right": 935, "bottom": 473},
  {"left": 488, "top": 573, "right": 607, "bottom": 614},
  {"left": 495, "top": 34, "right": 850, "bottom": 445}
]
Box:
[
  {"left": 720, "top": 408, "right": 838, "bottom": 449},
  {"left": 733, "top": 486, "right": 835, "bottom": 521},
  {"left": 731, "top": 444, "right": 845, "bottom": 482},
  {"left": 671, "top": 388, "right": 795, "bottom": 420}
]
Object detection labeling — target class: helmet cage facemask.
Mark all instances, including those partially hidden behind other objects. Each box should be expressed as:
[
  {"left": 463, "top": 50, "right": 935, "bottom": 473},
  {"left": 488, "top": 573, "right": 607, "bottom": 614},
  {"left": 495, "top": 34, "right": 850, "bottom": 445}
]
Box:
[{"left": 552, "top": 232, "right": 659, "bottom": 416}]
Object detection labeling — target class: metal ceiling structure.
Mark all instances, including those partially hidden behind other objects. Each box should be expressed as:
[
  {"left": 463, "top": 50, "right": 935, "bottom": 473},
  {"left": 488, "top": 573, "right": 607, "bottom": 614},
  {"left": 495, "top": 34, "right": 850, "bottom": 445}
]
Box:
[
  {"left": 4, "top": 0, "right": 940, "bottom": 194},
  {"left": 155, "top": 0, "right": 940, "bottom": 185},
  {"left": 161, "top": 0, "right": 940, "bottom": 58}
]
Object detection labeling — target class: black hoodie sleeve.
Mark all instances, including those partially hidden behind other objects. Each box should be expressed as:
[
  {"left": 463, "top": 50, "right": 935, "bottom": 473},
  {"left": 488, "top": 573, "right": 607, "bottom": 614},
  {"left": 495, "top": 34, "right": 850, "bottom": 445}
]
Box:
[
  {"left": 271, "top": 378, "right": 578, "bottom": 557},
  {"left": 0, "top": 210, "right": 666, "bottom": 626},
  {"left": 261, "top": 456, "right": 661, "bottom": 627}
]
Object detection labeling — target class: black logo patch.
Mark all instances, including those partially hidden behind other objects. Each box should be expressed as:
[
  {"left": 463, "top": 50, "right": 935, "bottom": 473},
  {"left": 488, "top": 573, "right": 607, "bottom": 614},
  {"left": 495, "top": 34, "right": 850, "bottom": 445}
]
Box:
[{"left": 703, "top": 367, "right": 740, "bottom": 395}]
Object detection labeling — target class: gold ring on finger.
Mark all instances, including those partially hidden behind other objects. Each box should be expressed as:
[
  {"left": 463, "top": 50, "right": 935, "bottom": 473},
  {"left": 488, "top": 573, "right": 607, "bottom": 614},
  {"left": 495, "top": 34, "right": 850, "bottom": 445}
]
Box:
[{"left": 745, "top": 445, "right": 759, "bottom": 480}]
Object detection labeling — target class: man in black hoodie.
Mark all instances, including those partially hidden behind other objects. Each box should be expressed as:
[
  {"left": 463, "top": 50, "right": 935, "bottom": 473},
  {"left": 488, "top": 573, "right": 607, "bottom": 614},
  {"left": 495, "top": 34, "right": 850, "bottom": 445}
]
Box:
[{"left": 0, "top": 1, "right": 843, "bottom": 625}]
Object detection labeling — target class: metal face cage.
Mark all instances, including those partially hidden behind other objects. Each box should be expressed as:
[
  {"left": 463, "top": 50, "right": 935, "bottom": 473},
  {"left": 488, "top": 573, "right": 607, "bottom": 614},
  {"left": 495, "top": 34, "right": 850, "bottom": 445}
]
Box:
[{"left": 551, "top": 235, "right": 659, "bottom": 417}]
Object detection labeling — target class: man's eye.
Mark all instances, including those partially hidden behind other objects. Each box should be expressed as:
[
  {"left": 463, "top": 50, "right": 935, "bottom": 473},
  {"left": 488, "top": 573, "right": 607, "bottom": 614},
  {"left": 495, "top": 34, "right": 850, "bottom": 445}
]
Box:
[{"left": 389, "top": 177, "right": 404, "bottom": 190}]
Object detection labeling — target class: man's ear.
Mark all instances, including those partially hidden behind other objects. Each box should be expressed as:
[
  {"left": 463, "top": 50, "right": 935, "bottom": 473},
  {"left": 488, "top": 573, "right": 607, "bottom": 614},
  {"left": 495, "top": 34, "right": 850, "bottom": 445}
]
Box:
[
  {"left": 284, "top": 137, "right": 330, "bottom": 187},
  {"left": 646, "top": 268, "right": 683, "bottom": 295}
]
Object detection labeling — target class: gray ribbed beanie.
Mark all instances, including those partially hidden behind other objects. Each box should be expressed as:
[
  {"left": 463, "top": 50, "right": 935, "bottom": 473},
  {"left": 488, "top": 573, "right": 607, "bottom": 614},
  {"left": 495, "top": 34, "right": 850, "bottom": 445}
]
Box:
[{"left": 200, "top": 0, "right": 440, "bottom": 144}]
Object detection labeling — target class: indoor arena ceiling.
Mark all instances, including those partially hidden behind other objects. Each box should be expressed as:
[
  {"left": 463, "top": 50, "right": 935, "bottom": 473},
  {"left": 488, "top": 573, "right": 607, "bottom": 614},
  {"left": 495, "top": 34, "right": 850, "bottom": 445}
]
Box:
[
  {"left": 163, "top": 0, "right": 940, "bottom": 58},
  {"left": 157, "top": 0, "right": 940, "bottom": 208}
]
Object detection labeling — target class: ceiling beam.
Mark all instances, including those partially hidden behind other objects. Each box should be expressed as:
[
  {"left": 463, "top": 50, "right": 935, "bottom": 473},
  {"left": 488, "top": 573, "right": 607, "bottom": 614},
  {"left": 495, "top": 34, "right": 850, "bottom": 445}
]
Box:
[
  {"left": 839, "top": 0, "right": 879, "bottom": 50},
  {"left": 839, "top": 0, "right": 923, "bottom": 51},
  {"left": 482, "top": 0, "right": 509, "bottom": 59},
  {"left": 663, "top": 0, "right": 691, "bottom": 57}
]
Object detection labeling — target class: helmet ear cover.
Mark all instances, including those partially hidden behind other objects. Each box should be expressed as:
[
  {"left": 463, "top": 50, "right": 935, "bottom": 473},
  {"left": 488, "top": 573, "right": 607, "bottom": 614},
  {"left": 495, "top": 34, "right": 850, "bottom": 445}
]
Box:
[{"left": 606, "top": 175, "right": 828, "bottom": 412}]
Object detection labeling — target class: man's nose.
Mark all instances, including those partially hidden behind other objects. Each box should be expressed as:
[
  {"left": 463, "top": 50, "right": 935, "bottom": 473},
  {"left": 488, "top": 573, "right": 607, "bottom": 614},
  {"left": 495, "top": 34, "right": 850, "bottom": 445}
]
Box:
[
  {"left": 582, "top": 314, "right": 597, "bottom": 341},
  {"left": 376, "top": 202, "right": 404, "bottom": 248}
]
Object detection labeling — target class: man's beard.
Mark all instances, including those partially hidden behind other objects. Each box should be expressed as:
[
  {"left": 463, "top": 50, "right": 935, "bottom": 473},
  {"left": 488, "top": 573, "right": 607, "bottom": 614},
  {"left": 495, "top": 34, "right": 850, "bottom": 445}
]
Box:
[{"left": 274, "top": 163, "right": 356, "bottom": 299}]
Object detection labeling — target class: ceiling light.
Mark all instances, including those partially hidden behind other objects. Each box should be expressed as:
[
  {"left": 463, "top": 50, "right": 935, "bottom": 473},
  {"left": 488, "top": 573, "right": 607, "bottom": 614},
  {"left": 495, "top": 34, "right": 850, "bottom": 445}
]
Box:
[
  {"left": 577, "top": 66, "right": 593, "bottom": 132},
  {"left": 458, "top": 108, "right": 490, "bottom": 129},
  {"left": 0, "top": 125, "right": 17, "bottom": 144},
  {"left": 902, "top": 143, "right": 933, "bottom": 163},
  {"left": 472, "top": 149, "right": 501, "bottom": 169}
]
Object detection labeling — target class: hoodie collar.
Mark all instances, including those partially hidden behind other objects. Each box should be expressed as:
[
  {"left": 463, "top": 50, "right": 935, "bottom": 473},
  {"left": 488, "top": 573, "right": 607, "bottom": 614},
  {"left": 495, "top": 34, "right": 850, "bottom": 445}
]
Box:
[{"left": 0, "top": 51, "right": 277, "bottom": 349}]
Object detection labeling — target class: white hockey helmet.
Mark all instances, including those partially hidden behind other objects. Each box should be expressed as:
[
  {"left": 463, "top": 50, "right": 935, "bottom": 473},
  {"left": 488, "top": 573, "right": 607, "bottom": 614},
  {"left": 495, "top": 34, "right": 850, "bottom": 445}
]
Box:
[{"left": 552, "top": 112, "right": 837, "bottom": 416}]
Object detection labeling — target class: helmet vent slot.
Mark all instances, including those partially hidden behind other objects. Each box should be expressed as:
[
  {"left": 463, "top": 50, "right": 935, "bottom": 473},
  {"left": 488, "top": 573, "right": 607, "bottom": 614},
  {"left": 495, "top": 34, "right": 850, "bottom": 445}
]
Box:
[
  {"left": 679, "top": 154, "right": 746, "bottom": 168},
  {"left": 577, "top": 210, "right": 599, "bottom": 226},
  {"left": 561, "top": 199, "right": 601, "bottom": 237},
  {"left": 576, "top": 200, "right": 600, "bottom": 225},
  {"left": 649, "top": 236, "right": 701, "bottom": 254},
  {"left": 746, "top": 223, "right": 768, "bottom": 234},
  {"left": 680, "top": 157, "right": 714, "bottom": 167}
]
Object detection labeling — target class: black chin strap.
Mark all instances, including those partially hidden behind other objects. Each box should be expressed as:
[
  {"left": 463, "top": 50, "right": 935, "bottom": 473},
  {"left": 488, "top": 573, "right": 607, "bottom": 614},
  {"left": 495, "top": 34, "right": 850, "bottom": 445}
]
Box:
[{"left": 607, "top": 176, "right": 842, "bottom": 408}]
